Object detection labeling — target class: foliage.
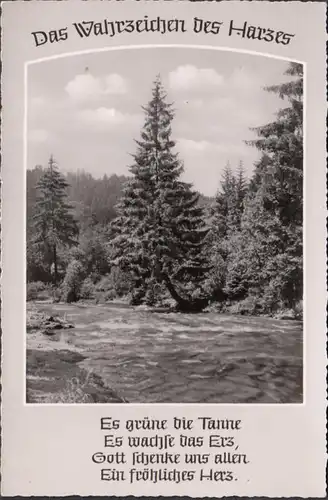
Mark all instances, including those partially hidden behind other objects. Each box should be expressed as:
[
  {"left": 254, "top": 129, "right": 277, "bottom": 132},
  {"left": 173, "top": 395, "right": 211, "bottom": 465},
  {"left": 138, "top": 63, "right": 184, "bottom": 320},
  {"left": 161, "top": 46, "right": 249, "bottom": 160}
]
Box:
[
  {"left": 44, "top": 373, "right": 94, "bottom": 404},
  {"left": 207, "top": 62, "right": 303, "bottom": 314},
  {"left": 61, "top": 259, "right": 86, "bottom": 303},
  {"left": 27, "top": 169, "right": 127, "bottom": 230},
  {"left": 31, "top": 156, "right": 79, "bottom": 284},
  {"left": 70, "top": 225, "right": 111, "bottom": 280},
  {"left": 27, "top": 281, "right": 49, "bottom": 301},
  {"left": 65, "top": 171, "right": 128, "bottom": 227},
  {"left": 207, "top": 161, "right": 248, "bottom": 295},
  {"left": 27, "top": 241, "right": 52, "bottom": 283},
  {"left": 243, "top": 62, "right": 303, "bottom": 310},
  {"left": 247, "top": 62, "right": 303, "bottom": 226},
  {"left": 106, "top": 267, "right": 134, "bottom": 297},
  {"left": 80, "top": 277, "right": 96, "bottom": 300},
  {"left": 111, "top": 76, "right": 210, "bottom": 307},
  {"left": 26, "top": 64, "right": 303, "bottom": 316},
  {"left": 93, "top": 268, "right": 134, "bottom": 301}
]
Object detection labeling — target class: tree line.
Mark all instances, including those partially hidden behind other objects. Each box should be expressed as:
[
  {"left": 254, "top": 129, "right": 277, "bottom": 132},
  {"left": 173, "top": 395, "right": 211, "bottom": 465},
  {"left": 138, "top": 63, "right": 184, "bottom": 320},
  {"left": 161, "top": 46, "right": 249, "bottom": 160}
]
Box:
[{"left": 27, "top": 62, "right": 303, "bottom": 316}]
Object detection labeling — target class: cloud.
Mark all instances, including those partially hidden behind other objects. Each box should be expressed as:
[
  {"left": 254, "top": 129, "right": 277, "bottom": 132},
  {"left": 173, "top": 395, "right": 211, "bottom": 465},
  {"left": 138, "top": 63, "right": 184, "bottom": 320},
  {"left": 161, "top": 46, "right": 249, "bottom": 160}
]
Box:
[
  {"left": 180, "top": 98, "right": 204, "bottom": 110},
  {"left": 169, "top": 65, "right": 224, "bottom": 91},
  {"left": 65, "top": 73, "right": 128, "bottom": 102},
  {"left": 28, "top": 129, "right": 50, "bottom": 143},
  {"left": 229, "top": 67, "right": 262, "bottom": 91},
  {"left": 177, "top": 138, "right": 223, "bottom": 153},
  {"left": 177, "top": 137, "right": 255, "bottom": 159},
  {"left": 104, "top": 74, "right": 128, "bottom": 94},
  {"left": 77, "top": 107, "right": 141, "bottom": 131}
]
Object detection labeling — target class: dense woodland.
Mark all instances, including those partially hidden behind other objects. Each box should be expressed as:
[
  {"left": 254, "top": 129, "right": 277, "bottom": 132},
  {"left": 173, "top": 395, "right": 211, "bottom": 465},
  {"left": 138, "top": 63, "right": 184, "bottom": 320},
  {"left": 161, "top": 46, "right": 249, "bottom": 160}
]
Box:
[{"left": 27, "top": 62, "right": 303, "bottom": 317}]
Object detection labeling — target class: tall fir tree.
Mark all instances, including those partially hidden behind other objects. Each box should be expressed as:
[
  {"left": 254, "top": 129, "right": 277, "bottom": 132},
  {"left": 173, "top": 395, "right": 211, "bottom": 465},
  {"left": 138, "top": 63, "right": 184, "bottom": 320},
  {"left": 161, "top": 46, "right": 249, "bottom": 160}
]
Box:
[
  {"left": 111, "top": 76, "right": 210, "bottom": 310},
  {"left": 238, "top": 62, "right": 303, "bottom": 310},
  {"left": 32, "top": 155, "right": 78, "bottom": 284},
  {"left": 247, "top": 62, "right": 303, "bottom": 225},
  {"left": 207, "top": 162, "right": 247, "bottom": 296},
  {"left": 235, "top": 161, "right": 248, "bottom": 219}
]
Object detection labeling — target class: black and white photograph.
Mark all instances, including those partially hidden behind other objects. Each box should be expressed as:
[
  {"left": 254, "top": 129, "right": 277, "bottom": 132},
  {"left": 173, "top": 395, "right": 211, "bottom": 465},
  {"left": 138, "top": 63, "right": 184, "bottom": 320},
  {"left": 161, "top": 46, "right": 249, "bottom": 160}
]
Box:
[{"left": 26, "top": 48, "right": 303, "bottom": 405}]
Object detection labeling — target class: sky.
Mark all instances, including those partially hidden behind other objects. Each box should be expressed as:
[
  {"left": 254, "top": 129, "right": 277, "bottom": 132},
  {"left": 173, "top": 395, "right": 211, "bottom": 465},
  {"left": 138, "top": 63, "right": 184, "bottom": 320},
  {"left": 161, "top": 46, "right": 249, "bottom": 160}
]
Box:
[{"left": 27, "top": 48, "right": 292, "bottom": 196}]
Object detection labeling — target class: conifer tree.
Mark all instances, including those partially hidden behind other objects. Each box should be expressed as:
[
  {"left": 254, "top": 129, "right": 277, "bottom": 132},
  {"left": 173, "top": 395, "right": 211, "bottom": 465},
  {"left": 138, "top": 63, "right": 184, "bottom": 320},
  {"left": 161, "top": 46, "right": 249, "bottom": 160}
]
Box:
[
  {"left": 32, "top": 155, "right": 78, "bottom": 284},
  {"left": 235, "top": 161, "right": 247, "bottom": 219},
  {"left": 239, "top": 62, "right": 303, "bottom": 310},
  {"left": 111, "top": 76, "right": 210, "bottom": 310},
  {"left": 247, "top": 62, "right": 303, "bottom": 225},
  {"left": 207, "top": 162, "right": 247, "bottom": 296}
]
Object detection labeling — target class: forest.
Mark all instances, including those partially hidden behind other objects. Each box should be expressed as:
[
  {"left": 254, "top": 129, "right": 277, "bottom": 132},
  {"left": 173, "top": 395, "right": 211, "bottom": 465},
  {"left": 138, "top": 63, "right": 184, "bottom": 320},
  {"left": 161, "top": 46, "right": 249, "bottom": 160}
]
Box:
[{"left": 26, "top": 62, "right": 303, "bottom": 319}]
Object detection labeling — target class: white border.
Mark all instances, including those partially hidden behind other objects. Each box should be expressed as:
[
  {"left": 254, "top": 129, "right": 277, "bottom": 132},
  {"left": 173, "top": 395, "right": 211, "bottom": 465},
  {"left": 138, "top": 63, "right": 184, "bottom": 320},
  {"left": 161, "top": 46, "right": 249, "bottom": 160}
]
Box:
[{"left": 23, "top": 44, "right": 306, "bottom": 408}]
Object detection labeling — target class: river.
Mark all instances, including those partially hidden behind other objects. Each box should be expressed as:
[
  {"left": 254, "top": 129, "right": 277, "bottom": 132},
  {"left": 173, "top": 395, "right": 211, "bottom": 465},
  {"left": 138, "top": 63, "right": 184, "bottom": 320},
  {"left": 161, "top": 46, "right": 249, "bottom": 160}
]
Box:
[{"left": 26, "top": 301, "right": 303, "bottom": 404}]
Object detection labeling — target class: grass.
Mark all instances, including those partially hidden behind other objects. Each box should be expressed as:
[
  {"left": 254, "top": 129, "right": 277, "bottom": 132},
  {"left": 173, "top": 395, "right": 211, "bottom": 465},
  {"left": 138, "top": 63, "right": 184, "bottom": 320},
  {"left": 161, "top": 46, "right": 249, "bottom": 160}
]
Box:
[{"left": 45, "top": 371, "right": 95, "bottom": 403}]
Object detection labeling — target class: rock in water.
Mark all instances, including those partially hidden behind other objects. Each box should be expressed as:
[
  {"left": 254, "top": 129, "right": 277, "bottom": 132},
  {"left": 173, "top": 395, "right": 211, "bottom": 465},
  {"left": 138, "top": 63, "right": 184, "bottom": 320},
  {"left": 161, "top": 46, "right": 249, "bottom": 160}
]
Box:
[{"left": 42, "top": 328, "right": 57, "bottom": 337}]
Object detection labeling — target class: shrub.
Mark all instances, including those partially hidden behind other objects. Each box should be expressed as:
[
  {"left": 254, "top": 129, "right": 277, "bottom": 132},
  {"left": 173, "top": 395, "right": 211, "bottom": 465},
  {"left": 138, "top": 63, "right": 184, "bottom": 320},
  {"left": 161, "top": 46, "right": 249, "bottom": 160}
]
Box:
[
  {"left": 45, "top": 374, "right": 94, "bottom": 404},
  {"left": 61, "top": 259, "right": 86, "bottom": 303},
  {"left": 103, "top": 289, "right": 117, "bottom": 302},
  {"left": 80, "top": 277, "right": 96, "bottom": 300},
  {"left": 27, "top": 281, "right": 49, "bottom": 301},
  {"left": 293, "top": 300, "right": 303, "bottom": 319},
  {"left": 95, "top": 274, "right": 113, "bottom": 293},
  {"left": 227, "top": 295, "right": 265, "bottom": 316},
  {"left": 51, "top": 286, "right": 62, "bottom": 303},
  {"left": 144, "top": 278, "right": 169, "bottom": 306},
  {"left": 108, "top": 267, "right": 133, "bottom": 297},
  {"left": 95, "top": 267, "right": 133, "bottom": 299}
]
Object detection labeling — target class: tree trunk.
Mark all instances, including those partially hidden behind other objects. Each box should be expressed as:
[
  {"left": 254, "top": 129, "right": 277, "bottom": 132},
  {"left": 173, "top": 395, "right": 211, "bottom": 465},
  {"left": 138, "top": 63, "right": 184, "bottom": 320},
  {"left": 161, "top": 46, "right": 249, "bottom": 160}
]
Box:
[
  {"left": 161, "top": 272, "right": 230, "bottom": 313},
  {"left": 161, "top": 273, "right": 210, "bottom": 313},
  {"left": 53, "top": 245, "right": 58, "bottom": 285}
]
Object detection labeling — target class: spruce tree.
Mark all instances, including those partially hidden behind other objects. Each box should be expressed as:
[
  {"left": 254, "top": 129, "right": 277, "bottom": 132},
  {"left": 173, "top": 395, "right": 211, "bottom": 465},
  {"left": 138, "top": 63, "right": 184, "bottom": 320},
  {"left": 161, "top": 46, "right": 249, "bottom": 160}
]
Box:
[
  {"left": 239, "top": 62, "right": 303, "bottom": 310},
  {"left": 235, "top": 161, "right": 247, "bottom": 219},
  {"left": 111, "top": 76, "right": 210, "bottom": 310},
  {"left": 32, "top": 155, "right": 78, "bottom": 284},
  {"left": 247, "top": 62, "right": 303, "bottom": 225},
  {"left": 207, "top": 162, "right": 247, "bottom": 297}
]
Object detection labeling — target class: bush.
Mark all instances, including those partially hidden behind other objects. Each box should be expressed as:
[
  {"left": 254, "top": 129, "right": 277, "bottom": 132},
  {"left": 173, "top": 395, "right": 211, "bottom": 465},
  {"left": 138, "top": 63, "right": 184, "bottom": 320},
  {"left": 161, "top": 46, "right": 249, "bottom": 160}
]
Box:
[
  {"left": 103, "top": 289, "right": 117, "bottom": 302},
  {"left": 144, "top": 277, "right": 169, "bottom": 306},
  {"left": 94, "top": 267, "right": 133, "bottom": 299},
  {"left": 51, "top": 286, "right": 62, "bottom": 303},
  {"left": 80, "top": 277, "right": 96, "bottom": 300},
  {"left": 95, "top": 274, "right": 113, "bottom": 293},
  {"left": 293, "top": 300, "right": 303, "bottom": 320},
  {"left": 27, "top": 281, "right": 49, "bottom": 301},
  {"left": 61, "top": 259, "right": 86, "bottom": 303},
  {"left": 227, "top": 295, "right": 265, "bottom": 316},
  {"left": 70, "top": 227, "right": 111, "bottom": 277},
  {"left": 108, "top": 267, "right": 133, "bottom": 297},
  {"left": 45, "top": 374, "right": 94, "bottom": 404}
]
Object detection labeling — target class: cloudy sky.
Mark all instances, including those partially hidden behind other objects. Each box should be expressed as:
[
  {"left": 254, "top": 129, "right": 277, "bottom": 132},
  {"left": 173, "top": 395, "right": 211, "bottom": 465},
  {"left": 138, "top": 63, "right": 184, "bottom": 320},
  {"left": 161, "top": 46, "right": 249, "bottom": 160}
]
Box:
[{"left": 27, "top": 48, "right": 291, "bottom": 196}]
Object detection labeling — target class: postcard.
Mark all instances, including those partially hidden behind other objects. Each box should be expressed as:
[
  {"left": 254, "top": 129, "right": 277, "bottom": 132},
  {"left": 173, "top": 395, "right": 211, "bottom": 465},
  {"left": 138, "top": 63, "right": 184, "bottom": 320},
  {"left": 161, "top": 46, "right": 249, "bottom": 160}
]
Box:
[{"left": 1, "top": 0, "right": 326, "bottom": 496}]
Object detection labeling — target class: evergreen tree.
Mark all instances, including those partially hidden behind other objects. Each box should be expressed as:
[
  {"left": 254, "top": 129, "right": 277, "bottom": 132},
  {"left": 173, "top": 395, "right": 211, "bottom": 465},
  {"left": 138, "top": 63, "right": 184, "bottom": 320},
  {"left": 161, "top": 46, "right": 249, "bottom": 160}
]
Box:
[
  {"left": 32, "top": 155, "right": 78, "bottom": 284},
  {"left": 247, "top": 62, "right": 303, "bottom": 225},
  {"left": 111, "top": 76, "right": 210, "bottom": 310},
  {"left": 235, "top": 161, "right": 248, "bottom": 219},
  {"left": 207, "top": 162, "right": 247, "bottom": 296},
  {"left": 239, "top": 62, "right": 303, "bottom": 310}
]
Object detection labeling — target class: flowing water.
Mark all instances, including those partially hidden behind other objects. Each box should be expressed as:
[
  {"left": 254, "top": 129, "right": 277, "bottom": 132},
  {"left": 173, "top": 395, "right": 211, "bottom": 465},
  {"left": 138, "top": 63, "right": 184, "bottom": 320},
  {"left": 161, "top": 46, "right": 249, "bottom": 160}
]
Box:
[{"left": 26, "top": 301, "right": 303, "bottom": 404}]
